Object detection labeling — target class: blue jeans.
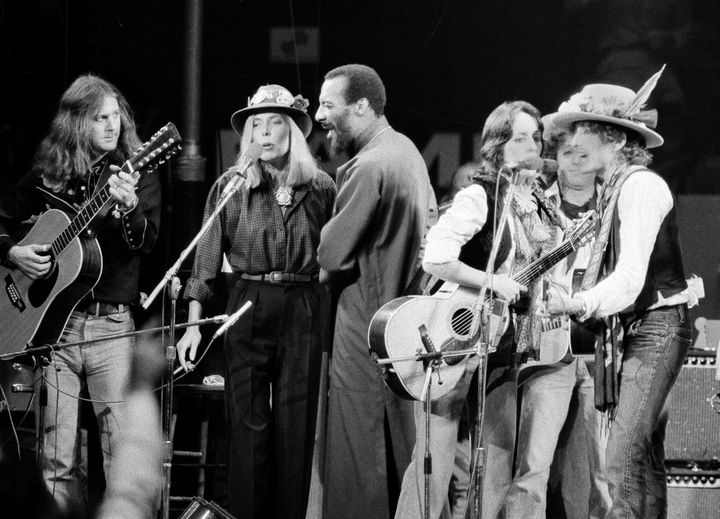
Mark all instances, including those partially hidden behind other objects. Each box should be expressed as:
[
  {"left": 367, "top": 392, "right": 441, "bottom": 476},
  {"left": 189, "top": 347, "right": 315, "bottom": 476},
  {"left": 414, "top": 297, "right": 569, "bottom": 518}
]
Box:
[
  {"left": 606, "top": 304, "right": 691, "bottom": 519},
  {"left": 41, "top": 310, "right": 134, "bottom": 516},
  {"left": 506, "top": 357, "right": 610, "bottom": 519}
]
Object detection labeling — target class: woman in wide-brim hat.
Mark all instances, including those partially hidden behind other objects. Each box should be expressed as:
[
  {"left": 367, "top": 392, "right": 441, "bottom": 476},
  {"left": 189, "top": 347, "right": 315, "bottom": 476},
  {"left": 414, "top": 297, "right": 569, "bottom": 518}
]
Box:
[
  {"left": 544, "top": 69, "right": 695, "bottom": 518},
  {"left": 177, "top": 83, "right": 336, "bottom": 519}
]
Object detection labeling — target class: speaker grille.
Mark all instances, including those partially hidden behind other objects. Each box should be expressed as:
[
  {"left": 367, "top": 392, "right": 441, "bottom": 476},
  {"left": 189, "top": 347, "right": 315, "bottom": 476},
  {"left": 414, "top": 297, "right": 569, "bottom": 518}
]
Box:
[
  {"left": 664, "top": 353, "right": 720, "bottom": 460},
  {"left": 666, "top": 466, "right": 720, "bottom": 519}
]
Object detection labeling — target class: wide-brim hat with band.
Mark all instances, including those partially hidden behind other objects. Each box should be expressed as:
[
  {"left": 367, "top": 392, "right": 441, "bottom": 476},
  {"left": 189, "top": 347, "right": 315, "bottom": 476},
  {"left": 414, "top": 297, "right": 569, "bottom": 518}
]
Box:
[
  {"left": 550, "top": 65, "right": 666, "bottom": 149},
  {"left": 230, "top": 84, "right": 313, "bottom": 138}
]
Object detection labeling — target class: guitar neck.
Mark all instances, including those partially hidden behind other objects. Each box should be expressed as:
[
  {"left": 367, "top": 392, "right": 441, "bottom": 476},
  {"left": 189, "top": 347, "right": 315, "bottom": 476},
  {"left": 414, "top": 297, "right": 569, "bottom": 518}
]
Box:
[
  {"left": 51, "top": 162, "right": 129, "bottom": 257},
  {"left": 513, "top": 239, "right": 577, "bottom": 286}
]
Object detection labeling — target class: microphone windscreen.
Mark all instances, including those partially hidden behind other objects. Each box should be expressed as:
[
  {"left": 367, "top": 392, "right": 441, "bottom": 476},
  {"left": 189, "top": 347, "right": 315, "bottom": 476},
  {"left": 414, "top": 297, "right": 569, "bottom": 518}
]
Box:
[
  {"left": 517, "top": 157, "right": 545, "bottom": 171},
  {"left": 244, "top": 142, "right": 263, "bottom": 162}
]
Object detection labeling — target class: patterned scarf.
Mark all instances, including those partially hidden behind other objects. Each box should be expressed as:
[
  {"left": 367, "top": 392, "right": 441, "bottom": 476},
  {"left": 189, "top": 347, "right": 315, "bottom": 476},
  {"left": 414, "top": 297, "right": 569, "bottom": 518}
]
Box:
[
  {"left": 511, "top": 189, "right": 554, "bottom": 354},
  {"left": 581, "top": 164, "right": 642, "bottom": 416}
]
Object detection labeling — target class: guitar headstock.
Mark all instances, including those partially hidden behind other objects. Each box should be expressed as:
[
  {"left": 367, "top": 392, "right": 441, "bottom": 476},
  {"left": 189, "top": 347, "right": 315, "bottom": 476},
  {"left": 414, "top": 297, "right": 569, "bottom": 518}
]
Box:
[
  {"left": 567, "top": 210, "right": 597, "bottom": 249},
  {"left": 128, "top": 122, "right": 182, "bottom": 173}
]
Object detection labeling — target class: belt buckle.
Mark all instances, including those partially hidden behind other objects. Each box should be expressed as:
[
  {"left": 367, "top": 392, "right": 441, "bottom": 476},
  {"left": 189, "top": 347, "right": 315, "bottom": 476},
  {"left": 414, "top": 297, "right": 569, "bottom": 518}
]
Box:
[{"left": 268, "top": 271, "right": 284, "bottom": 283}]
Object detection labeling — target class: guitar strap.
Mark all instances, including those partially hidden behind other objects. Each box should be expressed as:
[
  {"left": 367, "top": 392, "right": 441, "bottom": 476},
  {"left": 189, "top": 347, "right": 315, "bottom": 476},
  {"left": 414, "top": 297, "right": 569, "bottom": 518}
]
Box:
[
  {"left": 532, "top": 179, "right": 566, "bottom": 231},
  {"left": 86, "top": 156, "right": 121, "bottom": 233},
  {"left": 580, "top": 164, "right": 642, "bottom": 415}
]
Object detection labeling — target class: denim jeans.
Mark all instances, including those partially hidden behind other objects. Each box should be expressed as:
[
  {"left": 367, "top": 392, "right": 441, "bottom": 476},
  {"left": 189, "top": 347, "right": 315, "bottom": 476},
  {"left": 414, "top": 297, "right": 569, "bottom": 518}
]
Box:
[
  {"left": 606, "top": 304, "right": 691, "bottom": 519},
  {"left": 41, "top": 310, "right": 134, "bottom": 516},
  {"left": 506, "top": 357, "right": 610, "bottom": 519}
]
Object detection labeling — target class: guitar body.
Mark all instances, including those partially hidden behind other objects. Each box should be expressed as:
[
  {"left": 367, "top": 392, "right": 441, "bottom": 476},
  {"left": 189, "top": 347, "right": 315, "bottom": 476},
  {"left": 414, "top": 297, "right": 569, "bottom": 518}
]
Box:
[
  {"left": 0, "top": 209, "right": 102, "bottom": 355},
  {"left": 0, "top": 123, "right": 180, "bottom": 358},
  {"left": 522, "top": 268, "right": 597, "bottom": 373},
  {"left": 369, "top": 211, "right": 598, "bottom": 400},
  {"left": 368, "top": 283, "right": 510, "bottom": 401}
]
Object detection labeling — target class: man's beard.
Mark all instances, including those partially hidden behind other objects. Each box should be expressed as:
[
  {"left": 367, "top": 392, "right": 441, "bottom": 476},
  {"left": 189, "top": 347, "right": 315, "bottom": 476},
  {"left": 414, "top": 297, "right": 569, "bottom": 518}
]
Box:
[{"left": 328, "top": 111, "right": 353, "bottom": 156}]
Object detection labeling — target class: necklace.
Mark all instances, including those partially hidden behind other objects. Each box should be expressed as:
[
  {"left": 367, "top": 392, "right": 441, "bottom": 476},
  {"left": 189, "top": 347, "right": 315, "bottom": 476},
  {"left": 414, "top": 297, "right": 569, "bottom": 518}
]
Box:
[
  {"left": 366, "top": 126, "right": 391, "bottom": 147},
  {"left": 275, "top": 185, "right": 293, "bottom": 206}
]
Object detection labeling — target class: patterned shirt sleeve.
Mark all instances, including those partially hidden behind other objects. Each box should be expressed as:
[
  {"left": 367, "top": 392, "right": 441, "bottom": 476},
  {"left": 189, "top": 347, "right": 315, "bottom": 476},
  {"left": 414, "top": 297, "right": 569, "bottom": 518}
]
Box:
[{"left": 184, "top": 178, "right": 227, "bottom": 304}]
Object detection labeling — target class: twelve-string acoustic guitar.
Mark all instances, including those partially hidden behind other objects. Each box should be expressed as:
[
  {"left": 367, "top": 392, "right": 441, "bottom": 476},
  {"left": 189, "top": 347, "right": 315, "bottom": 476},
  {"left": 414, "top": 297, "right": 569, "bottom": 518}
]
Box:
[{"left": 0, "top": 123, "right": 180, "bottom": 357}]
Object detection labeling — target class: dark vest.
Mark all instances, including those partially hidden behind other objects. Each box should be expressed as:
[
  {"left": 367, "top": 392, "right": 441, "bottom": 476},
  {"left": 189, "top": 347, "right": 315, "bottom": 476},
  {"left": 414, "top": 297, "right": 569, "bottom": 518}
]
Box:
[
  {"left": 458, "top": 179, "right": 512, "bottom": 272},
  {"left": 608, "top": 171, "right": 687, "bottom": 313}
]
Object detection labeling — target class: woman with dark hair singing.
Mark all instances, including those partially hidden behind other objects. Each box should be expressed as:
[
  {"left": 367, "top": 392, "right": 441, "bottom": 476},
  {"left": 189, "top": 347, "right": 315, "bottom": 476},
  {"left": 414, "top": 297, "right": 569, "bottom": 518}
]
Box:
[{"left": 396, "top": 100, "right": 552, "bottom": 519}]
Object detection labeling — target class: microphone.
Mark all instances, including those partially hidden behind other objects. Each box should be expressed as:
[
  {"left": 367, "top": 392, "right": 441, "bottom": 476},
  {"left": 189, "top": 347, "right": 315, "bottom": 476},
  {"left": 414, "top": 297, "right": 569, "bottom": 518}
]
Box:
[
  {"left": 505, "top": 157, "right": 558, "bottom": 174},
  {"left": 211, "top": 301, "right": 253, "bottom": 341},
  {"left": 221, "top": 142, "right": 263, "bottom": 195},
  {"left": 233, "top": 142, "right": 263, "bottom": 177}
]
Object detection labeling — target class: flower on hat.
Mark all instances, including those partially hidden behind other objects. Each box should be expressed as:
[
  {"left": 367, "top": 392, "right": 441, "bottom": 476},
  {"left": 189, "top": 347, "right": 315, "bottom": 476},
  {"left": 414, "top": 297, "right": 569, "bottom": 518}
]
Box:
[
  {"left": 292, "top": 95, "right": 309, "bottom": 111},
  {"left": 275, "top": 92, "right": 294, "bottom": 106},
  {"left": 558, "top": 92, "right": 629, "bottom": 118},
  {"left": 247, "top": 86, "right": 309, "bottom": 114}
]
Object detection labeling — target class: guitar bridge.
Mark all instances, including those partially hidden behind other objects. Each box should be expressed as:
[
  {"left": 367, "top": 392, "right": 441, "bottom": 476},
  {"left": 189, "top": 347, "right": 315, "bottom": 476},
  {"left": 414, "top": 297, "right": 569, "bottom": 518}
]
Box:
[{"left": 4, "top": 274, "right": 26, "bottom": 312}]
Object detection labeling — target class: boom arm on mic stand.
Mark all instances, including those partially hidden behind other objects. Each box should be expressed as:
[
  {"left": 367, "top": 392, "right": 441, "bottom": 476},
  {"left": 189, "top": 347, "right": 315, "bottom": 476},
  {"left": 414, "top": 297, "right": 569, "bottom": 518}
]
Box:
[{"left": 142, "top": 142, "right": 262, "bottom": 311}]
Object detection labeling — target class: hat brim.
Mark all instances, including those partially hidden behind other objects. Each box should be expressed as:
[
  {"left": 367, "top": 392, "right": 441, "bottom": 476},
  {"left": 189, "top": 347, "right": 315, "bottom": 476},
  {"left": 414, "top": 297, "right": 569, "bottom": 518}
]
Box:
[
  {"left": 552, "top": 111, "right": 663, "bottom": 148},
  {"left": 230, "top": 103, "right": 313, "bottom": 138}
]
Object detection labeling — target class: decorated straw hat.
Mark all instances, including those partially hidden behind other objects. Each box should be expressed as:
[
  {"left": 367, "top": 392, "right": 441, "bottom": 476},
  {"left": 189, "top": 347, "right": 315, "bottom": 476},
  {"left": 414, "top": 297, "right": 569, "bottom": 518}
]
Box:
[
  {"left": 230, "top": 84, "right": 312, "bottom": 138},
  {"left": 550, "top": 66, "right": 666, "bottom": 148}
]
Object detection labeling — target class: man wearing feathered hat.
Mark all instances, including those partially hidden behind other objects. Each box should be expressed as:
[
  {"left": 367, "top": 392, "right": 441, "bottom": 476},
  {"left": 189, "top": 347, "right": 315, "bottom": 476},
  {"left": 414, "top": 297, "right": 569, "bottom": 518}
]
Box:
[{"left": 544, "top": 67, "right": 699, "bottom": 517}]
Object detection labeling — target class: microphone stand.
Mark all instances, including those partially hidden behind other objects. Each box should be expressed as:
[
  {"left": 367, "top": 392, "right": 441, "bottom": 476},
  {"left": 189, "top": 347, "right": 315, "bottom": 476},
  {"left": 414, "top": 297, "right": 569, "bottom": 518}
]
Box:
[
  {"left": 141, "top": 170, "right": 251, "bottom": 519},
  {"left": 375, "top": 348, "right": 474, "bottom": 519},
  {"left": 465, "top": 167, "right": 521, "bottom": 519},
  {"left": 0, "top": 316, "right": 225, "bottom": 497},
  {"left": 0, "top": 316, "right": 229, "bottom": 363},
  {"left": 142, "top": 173, "right": 246, "bottom": 311},
  {"left": 160, "top": 276, "right": 182, "bottom": 519}
]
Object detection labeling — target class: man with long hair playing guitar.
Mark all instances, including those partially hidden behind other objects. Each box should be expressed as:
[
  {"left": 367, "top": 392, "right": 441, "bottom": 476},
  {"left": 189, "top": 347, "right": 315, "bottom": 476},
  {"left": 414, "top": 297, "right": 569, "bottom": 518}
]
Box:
[{"left": 0, "top": 74, "right": 161, "bottom": 516}]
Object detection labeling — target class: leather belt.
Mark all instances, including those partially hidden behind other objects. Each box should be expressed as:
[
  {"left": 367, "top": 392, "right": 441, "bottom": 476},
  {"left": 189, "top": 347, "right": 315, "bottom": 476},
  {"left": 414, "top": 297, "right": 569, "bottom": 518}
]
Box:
[
  {"left": 77, "top": 301, "right": 128, "bottom": 316},
  {"left": 240, "top": 272, "right": 315, "bottom": 283}
]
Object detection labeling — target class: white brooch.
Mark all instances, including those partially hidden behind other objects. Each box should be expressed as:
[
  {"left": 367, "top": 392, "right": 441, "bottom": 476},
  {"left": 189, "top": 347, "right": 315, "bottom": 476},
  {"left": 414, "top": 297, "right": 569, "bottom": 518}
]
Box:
[{"left": 275, "top": 186, "right": 293, "bottom": 206}]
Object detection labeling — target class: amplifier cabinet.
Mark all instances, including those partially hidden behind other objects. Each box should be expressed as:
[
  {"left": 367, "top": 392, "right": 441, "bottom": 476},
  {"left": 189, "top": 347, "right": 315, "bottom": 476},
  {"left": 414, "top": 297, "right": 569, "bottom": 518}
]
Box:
[
  {"left": 667, "top": 467, "right": 720, "bottom": 519},
  {"left": 663, "top": 352, "right": 720, "bottom": 460}
]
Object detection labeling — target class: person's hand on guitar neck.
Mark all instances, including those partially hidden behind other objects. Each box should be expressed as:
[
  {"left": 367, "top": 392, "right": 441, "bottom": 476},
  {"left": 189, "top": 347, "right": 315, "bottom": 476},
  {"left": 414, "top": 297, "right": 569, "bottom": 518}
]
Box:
[
  {"left": 542, "top": 284, "right": 586, "bottom": 317},
  {"left": 487, "top": 273, "right": 527, "bottom": 305},
  {"left": 7, "top": 243, "right": 52, "bottom": 279},
  {"left": 107, "top": 166, "right": 139, "bottom": 212}
]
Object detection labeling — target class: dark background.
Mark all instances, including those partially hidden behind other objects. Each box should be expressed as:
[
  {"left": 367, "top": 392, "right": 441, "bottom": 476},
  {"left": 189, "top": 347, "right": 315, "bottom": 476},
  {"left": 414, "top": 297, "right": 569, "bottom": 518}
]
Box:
[
  {"left": 2, "top": 0, "right": 720, "bottom": 311},
  {"left": 2, "top": 1, "right": 720, "bottom": 512},
  {"left": 3, "top": 1, "right": 720, "bottom": 188}
]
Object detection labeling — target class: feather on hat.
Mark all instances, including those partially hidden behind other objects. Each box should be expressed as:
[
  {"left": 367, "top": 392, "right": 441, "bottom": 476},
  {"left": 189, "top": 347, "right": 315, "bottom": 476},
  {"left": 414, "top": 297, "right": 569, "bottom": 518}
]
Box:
[{"left": 548, "top": 65, "right": 666, "bottom": 148}]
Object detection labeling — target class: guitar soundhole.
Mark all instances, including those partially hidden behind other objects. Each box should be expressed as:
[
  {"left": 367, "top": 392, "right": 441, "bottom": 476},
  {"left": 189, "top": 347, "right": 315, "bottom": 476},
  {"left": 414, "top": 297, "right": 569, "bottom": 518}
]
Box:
[{"left": 450, "top": 308, "right": 473, "bottom": 338}]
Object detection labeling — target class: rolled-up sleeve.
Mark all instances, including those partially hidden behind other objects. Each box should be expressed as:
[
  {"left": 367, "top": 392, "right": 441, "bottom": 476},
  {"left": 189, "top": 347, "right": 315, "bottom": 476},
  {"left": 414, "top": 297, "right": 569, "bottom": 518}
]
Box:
[{"left": 423, "top": 184, "right": 488, "bottom": 266}]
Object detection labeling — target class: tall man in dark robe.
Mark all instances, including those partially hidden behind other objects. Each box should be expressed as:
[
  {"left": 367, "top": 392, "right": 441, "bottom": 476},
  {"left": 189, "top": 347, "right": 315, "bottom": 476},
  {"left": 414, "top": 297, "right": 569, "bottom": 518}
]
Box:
[{"left": 315, "top": 64, "right": 438, "bottom": 519}]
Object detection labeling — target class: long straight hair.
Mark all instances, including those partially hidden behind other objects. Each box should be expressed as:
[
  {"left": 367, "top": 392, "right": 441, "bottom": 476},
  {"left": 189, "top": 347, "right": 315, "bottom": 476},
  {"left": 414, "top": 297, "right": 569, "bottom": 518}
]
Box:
[
  {"left": 33, "top": 74, "right": 141, "bottom": 192},
  {"left": 476, "top": 100, "right": 543, "bottom": 183},
  {"left": 235, "top": 112, "right": 318, "bottom": 189}
]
